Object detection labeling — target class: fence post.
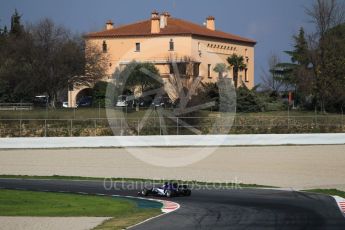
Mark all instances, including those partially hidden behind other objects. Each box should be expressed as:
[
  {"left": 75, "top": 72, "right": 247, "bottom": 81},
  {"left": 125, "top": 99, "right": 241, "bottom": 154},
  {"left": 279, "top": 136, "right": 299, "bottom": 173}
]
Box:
[
  {"left": 159, "top": 116, "right": 162, "bottom": 135},
  {"left": 137, "top": 119, "right": 140, "bottom": 135},
  {"left": 120, "top": 118, "right": 123, "bottom": 136},
  {"left": 176, "top": 118, "right": 179, "bottom": 135},
  {"left": 19, "top": 100, "right": 22, "bottom": 137},
  {"left": 70, "top": 119, "right": 73, "bottom": 137},
  {"left": 315, "top": 108, "right": 318, "bottom": 128},
  {"left": 94, "top": 119, "right": 97, "bottom": 136},
  {"left": 287, "top": 105, "right": 290, "bottom": 130},
  {"left": 19, "top": 119, "right": 22, "bottom": 137},
  {"left": 98, "top": 102, "right": 101, "bottom": 119},
  {"left": 341, "top": 106, "right": 344, "bottom": 128},
  {"left": 44, "top": 119, "right": 47, "bottom": 137}
]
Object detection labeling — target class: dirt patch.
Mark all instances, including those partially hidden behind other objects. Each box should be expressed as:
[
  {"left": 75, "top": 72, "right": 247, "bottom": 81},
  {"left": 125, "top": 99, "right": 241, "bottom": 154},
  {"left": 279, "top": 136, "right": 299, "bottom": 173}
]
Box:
[{"left": 0, "top": 217, "right": 110, "bottom": 230}]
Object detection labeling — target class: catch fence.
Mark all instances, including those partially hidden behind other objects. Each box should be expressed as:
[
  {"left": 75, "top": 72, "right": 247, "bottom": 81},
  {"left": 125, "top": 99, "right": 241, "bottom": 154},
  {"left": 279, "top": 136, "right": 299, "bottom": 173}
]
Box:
[{"left": 0, "top": 115, "right": 344, "bottom": 137}]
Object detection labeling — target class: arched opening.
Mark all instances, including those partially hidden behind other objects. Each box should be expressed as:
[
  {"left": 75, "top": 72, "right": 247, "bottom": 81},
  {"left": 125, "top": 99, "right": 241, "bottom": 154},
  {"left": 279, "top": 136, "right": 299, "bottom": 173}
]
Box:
[{"left": 76, "top": 88, "right": 93, "bottom": 107}]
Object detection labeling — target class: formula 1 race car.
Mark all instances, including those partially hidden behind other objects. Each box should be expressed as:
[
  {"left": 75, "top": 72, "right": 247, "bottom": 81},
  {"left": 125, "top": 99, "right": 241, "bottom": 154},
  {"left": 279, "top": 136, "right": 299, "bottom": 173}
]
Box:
[{"left": 138, "top": 182, "right": 191, "bottom": 198}]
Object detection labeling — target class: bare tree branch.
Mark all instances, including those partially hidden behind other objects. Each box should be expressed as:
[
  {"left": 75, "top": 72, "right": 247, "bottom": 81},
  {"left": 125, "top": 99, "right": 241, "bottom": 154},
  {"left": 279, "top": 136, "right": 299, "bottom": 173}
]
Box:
[
  {"left": 305, "top": 0, "right": 345, "bottom": 38},
  {"left": 260, "top": 53, "right": 285, "bottom": 92}
]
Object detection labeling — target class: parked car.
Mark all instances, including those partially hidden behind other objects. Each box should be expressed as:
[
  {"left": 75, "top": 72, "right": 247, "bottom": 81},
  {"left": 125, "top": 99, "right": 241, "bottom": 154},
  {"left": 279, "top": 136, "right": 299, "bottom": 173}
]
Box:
[
  {"left": 116, "top": 95, "right": 128, "bottom": 107},
  {"left": 151, "top": 96, "right": 165, "bottom": 107},
  {"left": 77, "top": 96, "right": 92, "bottom": 107},
  {"left": 138, "top": 96, "right": 153, "bottom": 107},
  {"left": 33, "top": 95, "right": 49, "bottom": 107}
]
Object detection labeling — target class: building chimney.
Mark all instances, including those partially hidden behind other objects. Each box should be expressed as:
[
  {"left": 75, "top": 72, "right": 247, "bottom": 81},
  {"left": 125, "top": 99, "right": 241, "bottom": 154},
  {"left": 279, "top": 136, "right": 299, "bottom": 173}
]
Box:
[
  {"left": 105, "top": 20, "right": 114, "bottom": 30},
  {"left": 206, "top": 16, "right": 215, "bottom": 31},
  {"left": 151, "top": 10, "right": 159, "bottom": 18},
  {"left": 160, "top": 12, "right": 170, "bottom": 29},
  {"left": 164, "top": 12, "right": 171, "bottom": 18},
  {"left": 151, "top": 16, "right": 160, "bottom": 34},
  {"left": 160, "top": 14, "right": 166, "bottom": 29}
]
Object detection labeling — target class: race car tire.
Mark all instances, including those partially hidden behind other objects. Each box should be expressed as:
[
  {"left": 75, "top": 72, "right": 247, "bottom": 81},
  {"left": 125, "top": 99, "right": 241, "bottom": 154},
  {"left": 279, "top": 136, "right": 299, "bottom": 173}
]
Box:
[
  {"left": 166, "top": 190, "right": 172, "bottom": 198},
  {"left": 142, "top": 188, "right": 149, "bottom": 196}
]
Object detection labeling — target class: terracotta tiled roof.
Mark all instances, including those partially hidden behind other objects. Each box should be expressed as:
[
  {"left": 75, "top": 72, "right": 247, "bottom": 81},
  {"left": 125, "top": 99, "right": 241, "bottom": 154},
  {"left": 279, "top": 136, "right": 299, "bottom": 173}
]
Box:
[{"left": 85, "top": 18, "right": 256, "bottom": 45}]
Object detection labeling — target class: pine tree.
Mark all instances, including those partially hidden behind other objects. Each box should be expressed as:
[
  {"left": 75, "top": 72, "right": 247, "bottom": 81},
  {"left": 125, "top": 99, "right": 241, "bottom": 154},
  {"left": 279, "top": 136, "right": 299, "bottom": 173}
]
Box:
[
  {"left": 273, "top": 27, "right": 313, "bottom": 107},
  {"left": 286, "top": 28, "right": 309, "bottom": 67},
  {"left": 3, "top": 26, "right": 8, "bottom": 35},
  {"left": 10, "top": 9, "right": 23, "bottom": 36}
]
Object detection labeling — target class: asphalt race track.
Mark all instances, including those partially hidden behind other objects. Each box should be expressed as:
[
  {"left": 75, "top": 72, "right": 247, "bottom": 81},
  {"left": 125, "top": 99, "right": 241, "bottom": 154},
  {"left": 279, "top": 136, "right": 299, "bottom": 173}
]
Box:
[{"left": 0, "top": 179, "right": 345, "bottom": 230}]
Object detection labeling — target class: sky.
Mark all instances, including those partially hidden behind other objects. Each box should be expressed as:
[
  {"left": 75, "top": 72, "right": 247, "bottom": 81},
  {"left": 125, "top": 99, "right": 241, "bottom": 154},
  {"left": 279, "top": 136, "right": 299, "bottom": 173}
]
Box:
[{"left": 0, "top": 0, "right": 315, "bottom": 84}]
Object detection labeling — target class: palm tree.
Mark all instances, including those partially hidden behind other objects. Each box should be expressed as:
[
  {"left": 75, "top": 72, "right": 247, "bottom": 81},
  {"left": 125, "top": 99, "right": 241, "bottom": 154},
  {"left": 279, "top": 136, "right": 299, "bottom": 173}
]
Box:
[
  {"left": 213, "top": 63, "right": 228, "bottom": 78},
  {"left": 227, "top": 54, "right": 247, "bottom": 88}
]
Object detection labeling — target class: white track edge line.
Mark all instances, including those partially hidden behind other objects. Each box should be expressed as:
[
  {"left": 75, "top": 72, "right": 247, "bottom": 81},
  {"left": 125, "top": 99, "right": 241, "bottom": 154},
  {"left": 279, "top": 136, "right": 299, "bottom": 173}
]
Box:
[
  {"left": 125, "top": 212, "right": 169, "bottom": 229},
  {"left": 110, "top": 194, "right": 180, "bottom": 229}
]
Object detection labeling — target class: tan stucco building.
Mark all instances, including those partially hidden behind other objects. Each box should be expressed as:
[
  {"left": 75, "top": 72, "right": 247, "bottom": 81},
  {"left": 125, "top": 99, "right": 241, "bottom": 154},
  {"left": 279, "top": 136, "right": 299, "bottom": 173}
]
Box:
[{"left": 68, "top": 11, "right": 256, "bottom": 107}]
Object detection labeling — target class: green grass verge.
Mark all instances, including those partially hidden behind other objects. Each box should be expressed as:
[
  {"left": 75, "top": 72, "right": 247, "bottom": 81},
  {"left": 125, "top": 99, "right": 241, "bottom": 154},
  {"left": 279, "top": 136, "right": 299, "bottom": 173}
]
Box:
[
  {"left": 0, "top": 174, "right": 276, "bottom": 188},
  {"left": 303, "top": 189, "right": 345, "bottom": 199},
  {"left": 0, "top": 189, "right": 161, "bottom": 217},
  {"left": 0, "top": 189, "right": 162, "bottom": 230}
]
